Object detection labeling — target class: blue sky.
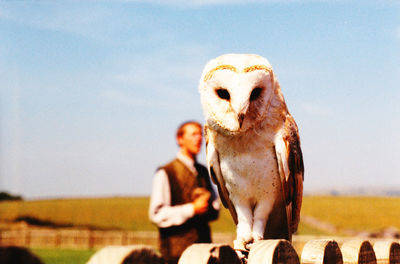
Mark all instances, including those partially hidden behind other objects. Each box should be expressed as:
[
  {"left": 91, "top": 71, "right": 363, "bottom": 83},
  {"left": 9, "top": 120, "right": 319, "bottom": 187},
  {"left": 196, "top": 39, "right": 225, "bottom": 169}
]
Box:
[{"left": 1, "top": 1, "right": 399, "bottom": 199}]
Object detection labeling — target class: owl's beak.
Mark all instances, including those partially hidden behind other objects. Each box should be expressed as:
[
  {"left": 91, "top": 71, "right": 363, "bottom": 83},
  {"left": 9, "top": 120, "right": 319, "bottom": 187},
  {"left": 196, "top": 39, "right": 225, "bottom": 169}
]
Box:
[
  {"left": 236, "top": 104, "right": 249, "bottom": 129},
  {"left": 238, "top": 113, "right": 245, "bottom": 128}
]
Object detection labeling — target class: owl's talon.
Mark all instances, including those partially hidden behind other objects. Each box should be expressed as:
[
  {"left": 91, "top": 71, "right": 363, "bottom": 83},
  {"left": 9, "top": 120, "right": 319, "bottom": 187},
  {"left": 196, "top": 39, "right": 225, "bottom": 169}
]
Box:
[
  {"left": 234, "top": 238, "right": 252, "bottom": 251},
  {"left": 244, "top": 236, "right": 262, "bottom": 250},
  {"left": 234, "top": 249, "right": 248, "bottom": 264},
  {"left": 252, "top": 235, "right": 263, "bottom": 242},
  {"left": 245, "top": 241, "right": 254, "bottom": 250}
]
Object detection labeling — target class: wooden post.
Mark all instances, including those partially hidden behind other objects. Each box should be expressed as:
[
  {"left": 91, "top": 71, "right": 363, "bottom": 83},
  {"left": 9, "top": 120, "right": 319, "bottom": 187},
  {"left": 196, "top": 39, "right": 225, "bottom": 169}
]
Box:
[
  {"left": 88, "top": 230, "right": 94, "bottom": 249},
  {"left": 55, "top": 230, "right": 61, "bottom": 248},
  {"left": 87, "top": 245, "right": 163, "bottom": 264},
  {"left": 300, "top": 239, "right": 343, "bottom": 264},
  {"left": 178, "top": 243, "right": 241, "bottom": 264},
  {"left": 247, "top": 239, "right": 300, "bottom": 264},
  {"left": 122, "top": 232, "right": 128, "bottom": 246},
  {"left": 373, "top": 241, "right": 400, "bottom": 264},
  {"left": 25, "top": 230, "right": 31, "bottom": 248},
  {"left": 341, "top": 240, "right": 377, "bottom": 264}
]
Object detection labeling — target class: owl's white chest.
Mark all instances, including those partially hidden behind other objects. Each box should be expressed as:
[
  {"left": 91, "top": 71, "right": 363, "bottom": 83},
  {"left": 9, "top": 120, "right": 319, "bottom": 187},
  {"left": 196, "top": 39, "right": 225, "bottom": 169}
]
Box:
[{"left": 214, "top": 128, "right": 282, "bottom": 205}]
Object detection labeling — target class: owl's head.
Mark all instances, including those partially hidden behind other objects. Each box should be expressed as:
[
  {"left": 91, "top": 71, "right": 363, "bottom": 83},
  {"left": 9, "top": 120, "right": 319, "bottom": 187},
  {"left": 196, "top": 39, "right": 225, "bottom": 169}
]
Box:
[{"left": 199, "top": 54, "right": 281, "bottom": 134}]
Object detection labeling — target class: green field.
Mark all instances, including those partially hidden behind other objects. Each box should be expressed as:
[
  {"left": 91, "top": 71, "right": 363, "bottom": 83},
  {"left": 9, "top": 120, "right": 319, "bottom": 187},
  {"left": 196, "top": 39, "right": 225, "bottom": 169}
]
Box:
[
  {"left": 2, "top": 195, "right": 400, "bottom": 235},
  {"left": 31, "top": 248, "right": 95, "bottom": 264},
  {"left": 0, "top": 197, "right": 153, "bottom": 231},
  {"left": 0, "top": 196, "right": 237, "bottom": 233},
  {"left": 301, "top": 196, "right": 400, "bottom": 233}
]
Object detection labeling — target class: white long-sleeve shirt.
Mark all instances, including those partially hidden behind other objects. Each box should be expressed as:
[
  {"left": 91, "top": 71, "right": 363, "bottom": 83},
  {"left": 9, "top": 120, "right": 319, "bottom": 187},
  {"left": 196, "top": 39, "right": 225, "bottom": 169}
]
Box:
[{"left": 149, "top": 152, "right": 220, "bottom": 228}]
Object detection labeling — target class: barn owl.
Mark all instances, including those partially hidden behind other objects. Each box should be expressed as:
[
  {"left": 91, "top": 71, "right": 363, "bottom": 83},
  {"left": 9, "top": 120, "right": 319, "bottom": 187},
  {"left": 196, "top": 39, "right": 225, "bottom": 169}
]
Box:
[{"left": 199, "top": 54, "right": 304, "bottom": 251}]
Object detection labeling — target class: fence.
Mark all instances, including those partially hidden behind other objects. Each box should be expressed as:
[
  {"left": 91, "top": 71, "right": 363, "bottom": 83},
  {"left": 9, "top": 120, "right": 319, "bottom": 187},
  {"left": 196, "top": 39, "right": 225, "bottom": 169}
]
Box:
[
  {"left": 0, "top": 228, "right": 236, "bottom": 250},
  {"left": 0, "top": 228, "right": 158, "bottom": 249}
]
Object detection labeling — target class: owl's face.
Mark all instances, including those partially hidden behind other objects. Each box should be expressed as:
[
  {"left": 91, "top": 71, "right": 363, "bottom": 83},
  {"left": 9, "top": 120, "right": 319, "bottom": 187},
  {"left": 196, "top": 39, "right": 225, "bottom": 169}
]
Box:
[{"left": 199, "top": 54, "right": 277, "bottom": 134}]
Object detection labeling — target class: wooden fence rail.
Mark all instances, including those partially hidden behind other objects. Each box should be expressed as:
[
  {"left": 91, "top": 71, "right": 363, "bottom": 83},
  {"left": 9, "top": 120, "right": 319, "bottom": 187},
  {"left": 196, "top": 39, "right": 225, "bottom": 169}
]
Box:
[{"left": 0, "top": 229, "right": 158, "bottom": 249}]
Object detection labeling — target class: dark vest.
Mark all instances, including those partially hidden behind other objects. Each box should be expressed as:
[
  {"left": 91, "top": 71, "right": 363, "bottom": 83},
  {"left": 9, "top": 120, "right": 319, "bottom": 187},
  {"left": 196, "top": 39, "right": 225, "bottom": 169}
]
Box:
[{"left": 159, "top": 159, "right": 213, "bottom": 263}]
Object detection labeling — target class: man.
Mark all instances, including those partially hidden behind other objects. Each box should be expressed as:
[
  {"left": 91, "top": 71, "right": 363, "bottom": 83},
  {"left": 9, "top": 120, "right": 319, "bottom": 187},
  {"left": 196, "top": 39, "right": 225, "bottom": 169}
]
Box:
[{"left": 149, "top": 121, "right": 220, "bottom": 264}]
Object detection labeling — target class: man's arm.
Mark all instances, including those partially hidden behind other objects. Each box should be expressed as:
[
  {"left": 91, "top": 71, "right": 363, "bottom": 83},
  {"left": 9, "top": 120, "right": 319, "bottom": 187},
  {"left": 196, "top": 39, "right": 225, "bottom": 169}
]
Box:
[{"left": 149, "top": 169, "right": 195, "bottom": 228}]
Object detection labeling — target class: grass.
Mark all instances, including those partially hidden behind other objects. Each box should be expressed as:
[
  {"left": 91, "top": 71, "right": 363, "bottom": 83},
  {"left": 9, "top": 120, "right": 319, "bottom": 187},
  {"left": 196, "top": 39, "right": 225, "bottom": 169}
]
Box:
[
  {"left": 0, "top": 197, "right": 154, "bottom": 231},
  {"left": 2, "top": 196, "right": 400, "bottom": 235},
  {"left": 300, "top": 195, "right": 400, "bottom": 233},
  {"left": 296, "top": 220, "right": 332, "bottom": 236},
  {"left": 0, "top": 196, "right": 237, "bottom": 233},
  {"left": 31, "top": 248, "right": 95, "bottom": 264}
]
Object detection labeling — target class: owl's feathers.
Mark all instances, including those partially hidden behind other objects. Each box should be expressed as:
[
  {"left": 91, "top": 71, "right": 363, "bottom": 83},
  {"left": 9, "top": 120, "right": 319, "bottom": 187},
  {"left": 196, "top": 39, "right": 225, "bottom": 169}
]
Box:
[{"left": 199, "top": 54, "right": 304, "bottom": 249}]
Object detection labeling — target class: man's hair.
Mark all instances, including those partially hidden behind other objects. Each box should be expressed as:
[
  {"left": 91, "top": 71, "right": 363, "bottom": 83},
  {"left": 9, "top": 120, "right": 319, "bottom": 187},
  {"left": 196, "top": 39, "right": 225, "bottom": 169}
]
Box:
[{"left": 176, "top": 121, "right": 202, "bottom": 138}]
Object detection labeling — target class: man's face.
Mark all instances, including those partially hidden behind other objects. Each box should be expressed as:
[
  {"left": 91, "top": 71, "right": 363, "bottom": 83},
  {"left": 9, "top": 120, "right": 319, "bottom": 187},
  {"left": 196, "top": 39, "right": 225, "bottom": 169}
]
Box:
[{"left": 178, "top": 124, "right": 203, "bottom": 157}]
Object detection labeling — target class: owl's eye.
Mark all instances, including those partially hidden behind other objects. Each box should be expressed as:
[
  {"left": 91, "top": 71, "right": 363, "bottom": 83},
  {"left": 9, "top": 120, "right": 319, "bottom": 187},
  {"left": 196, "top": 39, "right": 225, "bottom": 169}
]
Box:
[
  {"left": 216, "top": 88, "right": 230, "bottom": 101},
  {"left": 250, "top": 87, "right": 262, "bottom": 101}
]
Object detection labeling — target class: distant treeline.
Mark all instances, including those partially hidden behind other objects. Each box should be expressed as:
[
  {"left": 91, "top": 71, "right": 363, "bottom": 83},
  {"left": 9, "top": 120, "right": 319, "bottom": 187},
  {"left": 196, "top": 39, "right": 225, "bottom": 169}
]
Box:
[{"left": 0, "top": 191, "right": 23, "bottom": 201}]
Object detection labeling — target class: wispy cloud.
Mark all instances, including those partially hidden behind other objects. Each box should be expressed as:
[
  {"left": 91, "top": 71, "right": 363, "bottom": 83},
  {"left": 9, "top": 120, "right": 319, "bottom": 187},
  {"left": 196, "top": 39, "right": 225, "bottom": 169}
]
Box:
[
  {"left": 0, "top": 3, "right": 149, "bottom": 45},
  {"left": 103, "top": 43, "right": 211, "bottom": 109},
  {"left": 100, "top": 89, "right": 152, "bottom": 107},
  {"left": 0, "top": 4, "right": 106, "bottom": 35},
  {"left": 301, "top": 103, "right": 333, "bottom": 117},
  {"left": 119, "top": 0, "right": 338, "bottom": 5},
  {"left": 114, "top": 0, "right": 385, "bottom": 7},
  {"left": 99, "top": 88, "right": 199, "bottom": 110}
]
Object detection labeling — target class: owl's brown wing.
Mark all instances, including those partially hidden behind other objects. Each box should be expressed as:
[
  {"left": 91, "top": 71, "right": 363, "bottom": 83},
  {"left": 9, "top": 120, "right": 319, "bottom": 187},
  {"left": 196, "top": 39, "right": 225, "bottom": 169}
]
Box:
[
  {"left": 204, "top": 125, "right": 238, "bottom": 224},
  {"left": 274, "top": 114, "right": 304, "bottom": 234}
]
